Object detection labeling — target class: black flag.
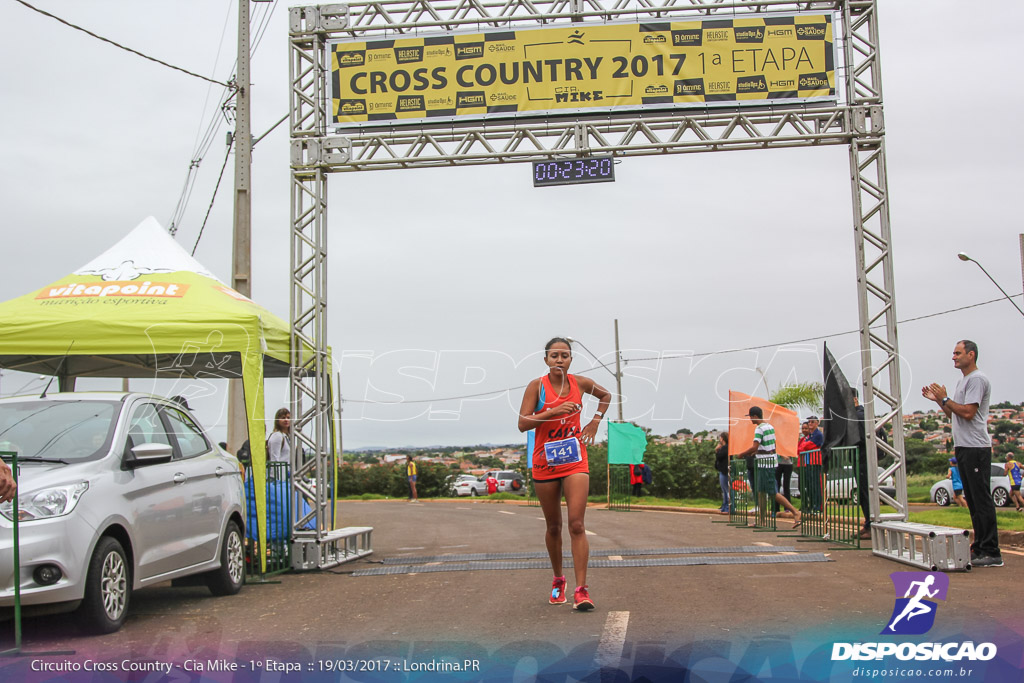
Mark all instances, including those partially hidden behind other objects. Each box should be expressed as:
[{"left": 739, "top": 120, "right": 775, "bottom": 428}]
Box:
[{"left": 822, "top": 343, "right": 859, "bottom": 458}]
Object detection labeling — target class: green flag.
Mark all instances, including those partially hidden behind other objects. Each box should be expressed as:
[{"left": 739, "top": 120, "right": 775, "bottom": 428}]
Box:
[{"left": 608, "top": 422, "right": 648, "bottom": 464}]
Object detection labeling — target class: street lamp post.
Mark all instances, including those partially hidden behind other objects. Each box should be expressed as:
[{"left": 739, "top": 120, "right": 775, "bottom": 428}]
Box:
[{"left": 957, "top": 252, "right": 1024, "bottom": 318}]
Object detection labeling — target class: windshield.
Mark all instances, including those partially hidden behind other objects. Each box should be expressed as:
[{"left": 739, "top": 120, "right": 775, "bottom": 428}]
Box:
[{"left": 0, "top": 400, "right": 120, "bottom": 463}]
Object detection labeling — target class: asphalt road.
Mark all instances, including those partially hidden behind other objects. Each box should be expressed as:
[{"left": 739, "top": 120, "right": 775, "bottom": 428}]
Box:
[{"left": 1, "top": 500, "right": 1021, "bottom": 681}]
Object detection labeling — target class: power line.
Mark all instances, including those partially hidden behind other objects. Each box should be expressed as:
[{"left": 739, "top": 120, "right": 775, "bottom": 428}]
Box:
[
  {"left": 191, "top": 138, "right": 234, "bottom": 256},
  {"left": 14, "top": 0, "right": 232, "bottom": 88},
  {"left": 339, "top": 292, "right": 1024, "bottom": 405},
  {"left": 169, "top": 2, "right": 280, "bottom": 239}
]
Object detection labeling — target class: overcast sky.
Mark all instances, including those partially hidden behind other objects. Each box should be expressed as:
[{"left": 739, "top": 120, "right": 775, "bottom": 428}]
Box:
[{"left": 1, "top": 1, "right": 1021, "bottom": 449}]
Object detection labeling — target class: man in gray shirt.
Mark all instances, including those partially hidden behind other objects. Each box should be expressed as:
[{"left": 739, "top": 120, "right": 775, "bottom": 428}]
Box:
[{"left": 922, "top": 339, "right": 1001, "bottom": 567}]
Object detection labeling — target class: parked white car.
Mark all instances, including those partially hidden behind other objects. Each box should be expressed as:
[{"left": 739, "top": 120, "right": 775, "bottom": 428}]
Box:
[
  {"left": 930, "top": 464, "right": 1012, "bottom": 507},
  {"left": 826, "top": 465, "right": 896, "bottom": 502},
  {"left": 450, "top": 474, "right": 488, "bottom": 497},
  {"left": 0, "top": 392, "right": 246, "bottom": 634}
]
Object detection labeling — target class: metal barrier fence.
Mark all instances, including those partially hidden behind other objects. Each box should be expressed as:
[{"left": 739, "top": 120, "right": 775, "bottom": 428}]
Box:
[
  {"left": 526, "top": 474, "right": 540, "bottom": 506},
  {"left": 823, "top": 446, "right": 863, "bottom": 547},
  {"left": 244, "top": 461, "right": 293, "bottom": 578},
  {"left": 609, "top": 465, "right": 632, "bottom": 511},
  {"left": 729, "top": 458, "right": 751, "bottom": 526},
  {"left": 752, "top": 457, "right": 777, "bottom": 531},
  {"left": 796, "top": 447, "right": 863, "bottom": 548},
  {"left": 798, "top": 449, "right": 827, "bottom": 539}
]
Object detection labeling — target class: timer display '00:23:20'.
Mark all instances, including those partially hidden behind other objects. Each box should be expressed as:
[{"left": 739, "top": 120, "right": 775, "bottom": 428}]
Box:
[{"left": 532, "top": 157, "right": 615, "bottom": 186}]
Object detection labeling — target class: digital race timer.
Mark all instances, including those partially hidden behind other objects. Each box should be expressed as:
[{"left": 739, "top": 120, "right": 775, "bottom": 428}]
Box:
[{"left": 532, "top": 156, "right": 615, "bottom": 187}]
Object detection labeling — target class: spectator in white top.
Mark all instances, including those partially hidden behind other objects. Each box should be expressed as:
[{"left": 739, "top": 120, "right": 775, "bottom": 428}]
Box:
[{"left": 267, "top": 407, "right": 292, "bottom": 467}]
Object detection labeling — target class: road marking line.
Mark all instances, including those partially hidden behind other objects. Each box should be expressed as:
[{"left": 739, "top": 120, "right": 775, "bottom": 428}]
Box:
[
  {"left": 1000, "top": 548, "right": 1024, "bottom": 557},
  {"left": 397, "top": 547, "right": 425, "bottom": 551},
  {"left": 608, "top": 555, "right": 623, "bottom": 561},
  {"left": 585, "top": 530, "right": 596, "bottom": 536},
  {"left": 596, "top": 611, "right": 629, "bottom": 671},
  {"left": 440, "top": 544, "right": 469, "bottom": 549},
  {"left": 499, "top": 511, "right": 516, "bottom": 515}
]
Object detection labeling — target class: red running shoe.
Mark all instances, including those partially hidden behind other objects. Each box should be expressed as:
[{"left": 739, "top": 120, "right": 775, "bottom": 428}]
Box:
[
  {"left": 573, "top": 585, "right": 595, "bottom": 611},
  {"left": 550, "top": 575, "right": 567, "bottom": 604}
]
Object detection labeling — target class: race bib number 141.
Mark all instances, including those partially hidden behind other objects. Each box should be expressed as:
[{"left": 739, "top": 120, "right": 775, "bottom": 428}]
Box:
[{"left": 544, "top": 437, "right": 582, "bottom": 466}]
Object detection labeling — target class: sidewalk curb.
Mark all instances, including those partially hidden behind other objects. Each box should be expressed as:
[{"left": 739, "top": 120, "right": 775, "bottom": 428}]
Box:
[{"left": 618, "top": 504, "right": 1024, "bottom": 548}]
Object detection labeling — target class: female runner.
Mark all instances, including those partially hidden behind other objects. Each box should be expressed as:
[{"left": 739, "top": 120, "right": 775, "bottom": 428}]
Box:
[{"left": 518, "top": 337, "right": 612, "bottom": 611}]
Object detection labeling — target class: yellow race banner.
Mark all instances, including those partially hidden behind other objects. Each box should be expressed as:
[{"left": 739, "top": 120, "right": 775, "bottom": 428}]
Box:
[{"left": 328, "top": 14, "right": 836, "bottom": 127}]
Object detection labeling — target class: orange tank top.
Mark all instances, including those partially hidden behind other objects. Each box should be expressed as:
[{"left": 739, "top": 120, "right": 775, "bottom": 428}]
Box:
[{"left": 531, "top": 373, "right": 589, "bottom": 480}]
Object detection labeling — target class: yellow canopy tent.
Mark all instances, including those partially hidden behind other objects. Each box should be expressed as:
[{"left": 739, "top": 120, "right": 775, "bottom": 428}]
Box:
[{"left": 0, "top": 216, "right": 314, "bottom": 570}]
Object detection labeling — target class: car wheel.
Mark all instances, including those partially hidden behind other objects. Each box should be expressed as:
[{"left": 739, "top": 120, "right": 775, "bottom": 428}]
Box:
[
  {"left": 993, "top": 487, "right": 1009, "bottom": 508},
  {"left": 470, "top": 489, "right": 478, "bottom": 497},
  {"left": 76, "top": 536, "right": 131, "bottom": 635},
  {"left": 206, "top": 521, "right": 245, "bottom": 596},
  {"left": 934, "top": 488, "right": 950, "bottom": 506},
  {"left": 511, "top": 479, "right": 522, "bottom": 491}
]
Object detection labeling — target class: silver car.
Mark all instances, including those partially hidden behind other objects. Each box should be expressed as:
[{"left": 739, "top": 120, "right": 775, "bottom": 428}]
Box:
[
  {"left": 930, "top": 463, "right": 1012, "bottom": 507},
  {"left": 0, "top": 392, "right": 246, "bottom": 634}
]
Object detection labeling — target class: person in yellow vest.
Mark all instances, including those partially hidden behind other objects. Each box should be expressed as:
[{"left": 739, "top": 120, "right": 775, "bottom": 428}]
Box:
[{"left": 406, "top": 454, "right": 419, "bottom": 502}]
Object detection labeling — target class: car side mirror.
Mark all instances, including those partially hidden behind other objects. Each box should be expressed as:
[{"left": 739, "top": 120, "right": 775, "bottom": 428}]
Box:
[{"left": 126, "top": 442, "right": 174, "bottom": 468}]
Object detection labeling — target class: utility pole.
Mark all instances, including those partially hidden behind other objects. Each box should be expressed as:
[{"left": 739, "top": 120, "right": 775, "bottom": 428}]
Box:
[
  {"left": 608, "top": 319, "right": 624, "bottom": 505},
  {"left": 614, "top": 319, "right": 623, "bottom": 421},
  {"left": 227, "top": 0, "right": 254, "bottom": 453},
  {"left": 1019, "top": 234, "right": 1023, "bottom": 300}
]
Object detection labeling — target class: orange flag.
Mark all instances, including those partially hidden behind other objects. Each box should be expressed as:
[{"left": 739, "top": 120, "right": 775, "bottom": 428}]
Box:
[{"left": 727, "top": 390, "right": 799, "bottom": 462}]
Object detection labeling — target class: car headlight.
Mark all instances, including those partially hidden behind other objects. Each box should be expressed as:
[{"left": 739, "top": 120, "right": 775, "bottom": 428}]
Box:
[{"left": 0, "top": 482, "right": 89, "bottom": 522}]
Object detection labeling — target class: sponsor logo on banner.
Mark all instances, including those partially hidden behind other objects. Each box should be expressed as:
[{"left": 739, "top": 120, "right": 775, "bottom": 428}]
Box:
[
  {"left": 489, "top": 92, "right": 516, "bottom": 103},
  {"left": 707, "top": 81, "right": 731, "bottom": 94},
  {"left": 796, "top": 24, "right": 827, "bottom": 39},
  {"left": 339, "top": 100, "right": 367, "bottom": 115},
  {"left": 831, "top": 572, "right": 998, "bottom": 663},
  {"left": 394, "top": 46, "right": 424, "bottom": 64},
  {"left": 455, "top": 43, "right": 484, "bottom": 59},
  {"left": 771, "top": 78, "right": 796, "bottom": 89},
  {"left": 457, "top": 91, "right": 486, "bottom": 108},
  {"left": 733, "top": 26, "right": 765, "bottom": 43},
  {"left": 767, "top": 27, "right": 794, "bottom": 38},
  {"left": 799, "top": 72, "right": 830, "bottom": 89},
  {"left": 397, "top": 95, "right": 426, "bottom": 112},
  {"left": 705, "top": 29, "right": 731, "bottom": 42},
  {"left": 672, "top": 29, "right": 702, "bottom": 46},
  {"left": 645, "top": 84, "right": 670, "bottom": 95},
  {"left": 675, "top": 78, "right": 704, "bottom": 96},
  {"left": 643, "top": 34, "right": 667, "bottom": 44},
  {"left": 425, "top": 46, "right": 452, "bottom": 58},
  {"left": 736, "top": 75, "right": 768, "bottom": 93},
  {"left": 336, "top": 50, "right": 366, "bottom": 67},
  {"left": 37, "top": 281, "right": 189, "bottom": 299}
]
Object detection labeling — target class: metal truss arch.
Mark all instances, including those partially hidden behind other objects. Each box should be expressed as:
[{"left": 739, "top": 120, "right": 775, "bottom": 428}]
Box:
[{"left": 287, "top": 0, "right": 935, "bottom": 569}]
